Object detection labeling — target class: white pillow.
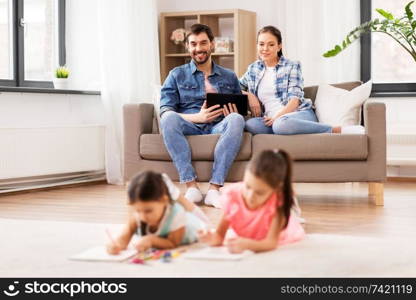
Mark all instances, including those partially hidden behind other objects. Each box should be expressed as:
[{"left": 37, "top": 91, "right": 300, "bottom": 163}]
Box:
[{"left": 314, "top": 80, "right": 372, "bottom": 126}]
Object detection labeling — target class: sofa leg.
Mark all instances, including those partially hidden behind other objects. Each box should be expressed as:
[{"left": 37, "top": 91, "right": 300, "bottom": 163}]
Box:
[{"left": 368, "top": 182, "right": 384, "bottom": 206}]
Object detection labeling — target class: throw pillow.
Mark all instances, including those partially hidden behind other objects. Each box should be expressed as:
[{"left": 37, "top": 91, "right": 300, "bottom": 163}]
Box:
[{"left": 314, "top": 80, "right": 372, "bottom": 126}]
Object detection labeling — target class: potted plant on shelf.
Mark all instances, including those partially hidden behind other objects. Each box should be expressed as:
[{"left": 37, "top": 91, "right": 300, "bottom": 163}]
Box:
[
  {"left": 53, "top": 66, "right": 70, "bottom": 89},
  {"left": 323, "top": 1, "right": 416, "bottom": 62}
]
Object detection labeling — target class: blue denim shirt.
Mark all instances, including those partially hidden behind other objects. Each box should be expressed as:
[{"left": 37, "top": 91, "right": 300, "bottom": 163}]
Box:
[
  {"left": 160, "top": 60, "right": 241, "bottom": 117},
  {"left": 239, "top": 56, "right": 312, "bottom": 111}
]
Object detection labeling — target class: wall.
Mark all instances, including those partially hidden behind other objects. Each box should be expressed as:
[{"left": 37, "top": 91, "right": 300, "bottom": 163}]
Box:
[
  {"left": 0, "top": 91, "right": 105, "bottom": 180},
  {"left": 0, "top": 92, "right": 104, "bottom": 128},
  {"left": 371, "top": 97, "right": 416, "bottom": 177}
]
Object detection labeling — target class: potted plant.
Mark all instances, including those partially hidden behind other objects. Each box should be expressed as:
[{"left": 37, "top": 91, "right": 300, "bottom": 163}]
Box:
[
  {"left": 170, "top": 28, "right": 189, "bottom": 53},
  {"left": 53, "top": 66, "right": 70, "bottom": 89},
  {"left": 323, "top": 1, "right": 416, "bottom": 62}
]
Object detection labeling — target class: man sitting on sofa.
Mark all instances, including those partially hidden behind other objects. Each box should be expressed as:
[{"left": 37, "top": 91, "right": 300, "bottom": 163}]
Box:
[{"left": 159, "top": 23, "right": 245, "bottom": 207}]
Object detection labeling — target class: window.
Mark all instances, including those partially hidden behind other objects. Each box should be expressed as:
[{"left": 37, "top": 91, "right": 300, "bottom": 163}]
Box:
[
  {"left": 361, "top": 0, "right": 416, "bottom": 95},
  {"left": 0, "top": 0, "right": 13, "bottom": 81},
  {"left": 24, "top": 0, "right": 56, "bottom": 81},
  {"left": 0, "top": 0, "right": 65, "bottom": 88}
]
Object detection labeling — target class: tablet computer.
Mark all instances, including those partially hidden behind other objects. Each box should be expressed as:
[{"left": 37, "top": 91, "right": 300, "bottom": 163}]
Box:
[{"left": 206, "top": 93, "right": 248, "bottom": 116}]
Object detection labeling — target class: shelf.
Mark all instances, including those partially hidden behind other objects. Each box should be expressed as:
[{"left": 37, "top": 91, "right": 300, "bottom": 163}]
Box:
[
  {"left": 165, "top": 52, "right": 234, "bottom": 57},
  {"left": 162, "top": 10, "right": 235, "bottom": 18}
]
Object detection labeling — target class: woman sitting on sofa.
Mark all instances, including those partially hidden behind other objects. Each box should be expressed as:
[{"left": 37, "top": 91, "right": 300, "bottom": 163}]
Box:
[{"left": 240, "top": 26, "right": 362, "bottom": 135}]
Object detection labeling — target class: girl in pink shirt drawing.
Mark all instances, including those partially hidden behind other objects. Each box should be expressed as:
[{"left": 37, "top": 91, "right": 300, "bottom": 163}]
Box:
[{"left": 198, "top": 149, "right": 305, "bottom": 253}]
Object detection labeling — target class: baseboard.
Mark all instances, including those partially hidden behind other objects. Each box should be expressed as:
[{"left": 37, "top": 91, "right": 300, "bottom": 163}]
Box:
[
  {"left": 387, "top": 165, "right": 416, "bottom": 178},
  {"left": 387, "top": 177, "right": 416, "bottom": 182},
  {"left": 0, "top": 171, "right": 106, "bottom": 194}
]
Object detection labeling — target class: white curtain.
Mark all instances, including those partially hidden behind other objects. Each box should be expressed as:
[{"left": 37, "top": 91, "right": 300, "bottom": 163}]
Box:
[
  {"left": 273, "top": 0, "right": 361, "bottom": 86},
  {"left": 97, "top": 0, "right": 160, "bottom": 184}
]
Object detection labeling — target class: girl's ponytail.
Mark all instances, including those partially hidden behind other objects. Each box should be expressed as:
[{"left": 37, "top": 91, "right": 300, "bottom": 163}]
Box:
[
  {"left": 248, "top": 149, "right": 294, "bottom": 229},
  {"left": 277, "top": 150, "right": 294, "bottom": 229}
]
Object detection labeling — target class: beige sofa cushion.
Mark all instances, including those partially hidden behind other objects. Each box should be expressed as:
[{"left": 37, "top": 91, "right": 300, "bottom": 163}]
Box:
[
  {"left": 253, "top": 134, "right": 368, "bottom": 161},
  {"left": 140, "top": 132, "right": 252, "bottom": 161}
]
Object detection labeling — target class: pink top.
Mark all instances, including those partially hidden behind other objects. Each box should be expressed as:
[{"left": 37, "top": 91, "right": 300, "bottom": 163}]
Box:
[
  {"left": 204, "top": 74, "right": 218, "bottom": 94},
  {"left": 220, "top": 182, "right": 305, "bottom": 245}
]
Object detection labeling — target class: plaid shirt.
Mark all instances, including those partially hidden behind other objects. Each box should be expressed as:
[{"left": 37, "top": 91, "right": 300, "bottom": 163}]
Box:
[{"left": 239, "top": 56, "right": 312, "bottom": 111}]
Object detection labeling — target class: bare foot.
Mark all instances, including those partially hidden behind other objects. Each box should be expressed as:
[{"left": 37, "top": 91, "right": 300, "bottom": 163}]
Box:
[
  {"left": 209, "top": 183, "right": 221, "bottom": 191},
  {"left": 332, "top": 126, "right": 341, "bottom": 133},
  {"left": 186, "top": 181, "right": 198, "bottom": 189}
]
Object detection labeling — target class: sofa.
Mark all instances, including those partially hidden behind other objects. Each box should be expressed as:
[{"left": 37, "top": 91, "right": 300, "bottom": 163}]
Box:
[{"left": 123, "top": 81, "right": 386, "bottom": 205}]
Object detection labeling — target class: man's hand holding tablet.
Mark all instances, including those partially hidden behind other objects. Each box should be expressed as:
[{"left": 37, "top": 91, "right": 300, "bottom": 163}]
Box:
[{"left": 206, "top": 93, "right": 248, "bottom": 116}]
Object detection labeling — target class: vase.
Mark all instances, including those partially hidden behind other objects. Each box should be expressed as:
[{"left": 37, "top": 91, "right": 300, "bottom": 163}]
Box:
[
  {"left": 53, "top": 78, "right": 69, "bottom": 89},
  {"left": 172, "top": 42, "right": 186, "bottom": 53}
]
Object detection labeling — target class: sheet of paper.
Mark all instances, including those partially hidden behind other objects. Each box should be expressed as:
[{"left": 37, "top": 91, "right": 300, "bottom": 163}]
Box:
[
  {"left": 69, "top": 246, "right": 137, "bottom": 262},
  {"left": 183, "top": 246, "right": 253, "bottom": 261}
]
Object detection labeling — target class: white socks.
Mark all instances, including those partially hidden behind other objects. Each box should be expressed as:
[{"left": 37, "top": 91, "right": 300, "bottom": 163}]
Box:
[
  {"left": 184, "top": 187, "right": 221, "bottom": 208},
  {"left": 204, "top": 189, "right": 222, "bottom": 208},
  {"left": 184, "top": 187, "right": 203, "bottom": 203},
  {"left": 341, "top": 125, "right": 365, "bottom": 134}
]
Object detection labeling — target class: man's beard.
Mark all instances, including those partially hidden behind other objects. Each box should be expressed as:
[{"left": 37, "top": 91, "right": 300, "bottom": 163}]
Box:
[{"left": 192, "top": 50, "right": 211, "bottom": 65}]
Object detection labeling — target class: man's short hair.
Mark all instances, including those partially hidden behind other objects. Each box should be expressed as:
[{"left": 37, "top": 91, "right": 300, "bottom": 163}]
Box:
[{"left": 186, "top": 23, "right": 214, "bottom": 43}]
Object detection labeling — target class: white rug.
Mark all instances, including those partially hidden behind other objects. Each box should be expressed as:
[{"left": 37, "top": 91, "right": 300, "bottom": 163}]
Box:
[{"left": 1, "top": 218, "right": 415, "bottom": 277}]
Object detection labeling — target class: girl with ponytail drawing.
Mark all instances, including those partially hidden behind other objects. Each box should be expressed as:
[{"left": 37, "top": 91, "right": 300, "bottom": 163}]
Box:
[
  {"left": 106, "top": 171, "right": 209, "bottom": 254},
  {"left": 198, "top": 149, "right": 305, "bottom": 253}
]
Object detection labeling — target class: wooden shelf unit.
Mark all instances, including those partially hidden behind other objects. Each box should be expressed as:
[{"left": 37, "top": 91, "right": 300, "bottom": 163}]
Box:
[{"left": 160, "top": 9, "right": 257, "bottom": 82}]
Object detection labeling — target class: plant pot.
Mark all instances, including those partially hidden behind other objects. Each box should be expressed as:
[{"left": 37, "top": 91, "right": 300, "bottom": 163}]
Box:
[{"left": 53, "top": 78, "right": 69, "bottom": 89}]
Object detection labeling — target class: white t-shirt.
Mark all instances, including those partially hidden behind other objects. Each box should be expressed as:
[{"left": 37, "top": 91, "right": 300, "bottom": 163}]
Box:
[{"left": 257, "top": 67, "right": 284, "bottom": 118}]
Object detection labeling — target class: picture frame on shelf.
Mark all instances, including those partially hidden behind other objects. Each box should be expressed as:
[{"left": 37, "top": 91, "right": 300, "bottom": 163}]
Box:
[{"left": 214, "top": 37, "right": 233, "bottom": 53}]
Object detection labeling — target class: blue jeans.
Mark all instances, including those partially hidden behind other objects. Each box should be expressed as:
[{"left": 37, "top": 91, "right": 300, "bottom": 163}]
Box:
[
  {"left": 160, "top": 111, "right": 245, "bottom": 185},
  {"left": 245, "top": 109, "right": 332, "bottom": 135}
]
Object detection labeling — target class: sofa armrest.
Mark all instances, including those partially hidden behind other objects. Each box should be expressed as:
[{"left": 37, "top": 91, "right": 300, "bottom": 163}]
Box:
[
  {"left": 123, "top": 103, "right": 154, "bottom": 181},
  {"left": 364, "top": 101, "right": 386, "bottom": 181}
]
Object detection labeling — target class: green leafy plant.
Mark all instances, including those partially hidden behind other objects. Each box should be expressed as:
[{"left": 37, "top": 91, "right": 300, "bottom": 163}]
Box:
[
  {"left": 55, "top": 66, "right": 69, "bottom": 78},
  {"left": 323, "top": 1, "right": 416, "bottom": 62}
]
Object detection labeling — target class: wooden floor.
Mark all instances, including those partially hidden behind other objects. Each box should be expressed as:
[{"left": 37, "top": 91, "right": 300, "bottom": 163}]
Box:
[{"left": 1, "top": 181, "right": 415, "bottom": 239}]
